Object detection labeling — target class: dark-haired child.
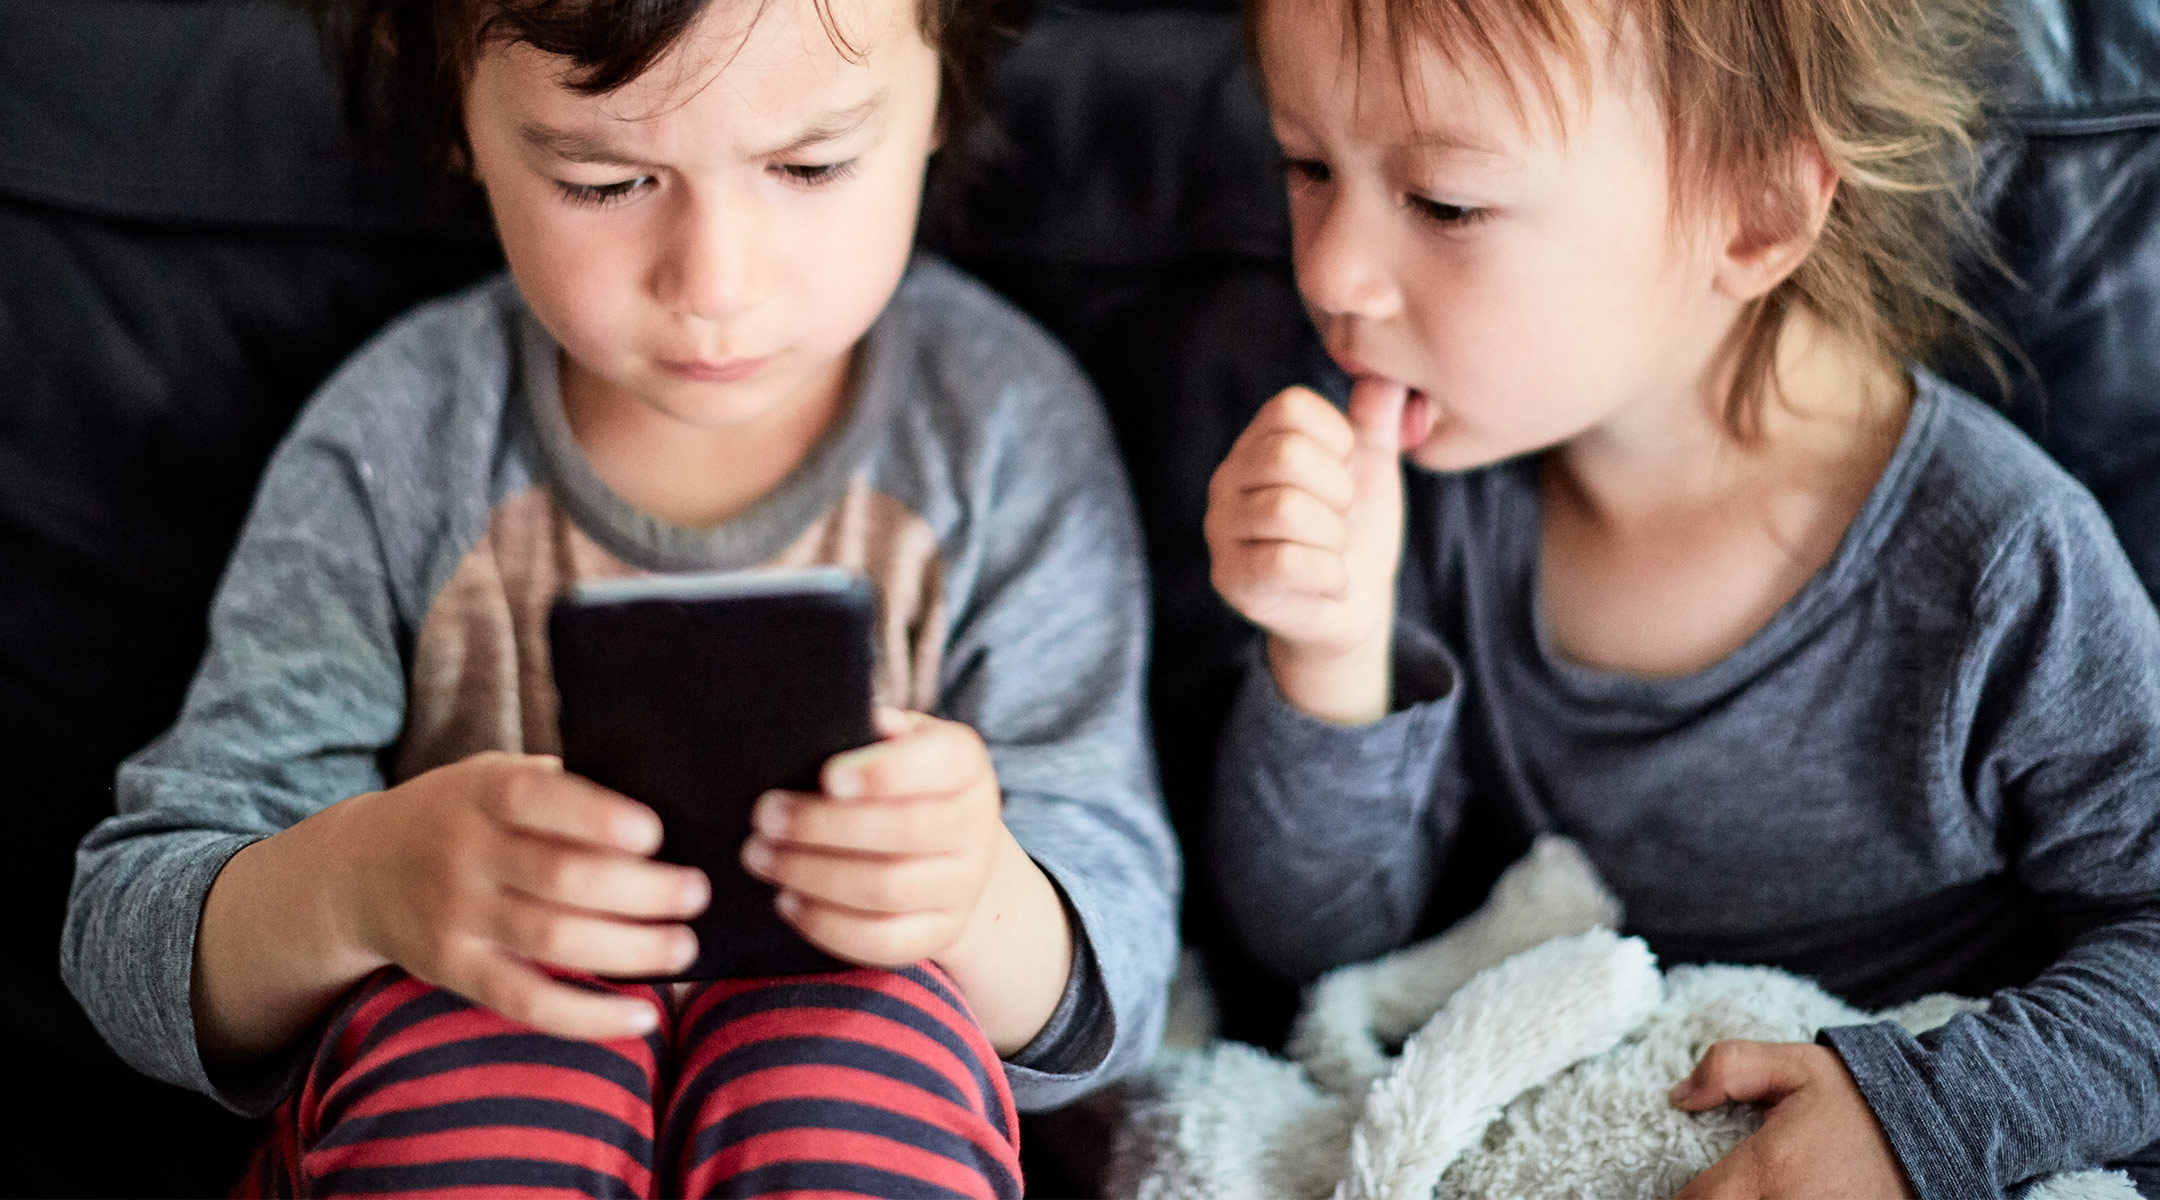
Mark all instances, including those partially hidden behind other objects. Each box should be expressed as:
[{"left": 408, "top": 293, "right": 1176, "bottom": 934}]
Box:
[
  {"left": 64, "top": 0, "right": 1177, "bottom": 1194},
  {"left": 1204, "top": 0, "right": 2160, "bottom": 1194}
]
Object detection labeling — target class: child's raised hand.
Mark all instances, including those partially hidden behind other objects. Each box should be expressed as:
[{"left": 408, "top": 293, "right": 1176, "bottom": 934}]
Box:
[
  {"left": 1671, "top": 1040, "right": 1915, "bottom": 1199},
  {"left": 1206, "top": 378, "right": 1411, "bottom": 723},
  {"left": 741, "top": 708, "right": 1017, "bottom": 969},
  {"left": 343, "top": 752, "right": 709, "bottom": 1040}
]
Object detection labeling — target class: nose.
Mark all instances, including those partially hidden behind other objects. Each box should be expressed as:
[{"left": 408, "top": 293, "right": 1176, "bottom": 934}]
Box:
[
  {"left": 1294, "top": 185, "right": 1404, "bottom": 325},
  {"left": 650, "top": 187, "right": 762, "bottom": 323}
]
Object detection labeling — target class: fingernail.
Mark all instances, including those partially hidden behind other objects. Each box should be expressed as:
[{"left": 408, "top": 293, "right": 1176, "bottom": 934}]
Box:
[
  {"left": 776, "top": 891, "right": 802, "bottom": 916},
  {"left": 682, "top": 872, "right": 710, "bottom": 911},
  {"left": 673, "top": 932, "right": 699, "bottom": 969},
  {"left": 825, "top": 764, "right": 864, "bottom": 799},
  {"left": 1668, "top": 1080, "right": 1690, "bottom": 1104},
  {"left": 741, "top": 839, "right": 773, "bottom": 874},
  {"left": 628, "top": 1005, "right": 659, "bottom": 1034},
  {"left": 619, "top": 812, "right": 662, "bottom": 849},
  {"left": 753, "top": 792, "right": 789, "bottom": 835}
]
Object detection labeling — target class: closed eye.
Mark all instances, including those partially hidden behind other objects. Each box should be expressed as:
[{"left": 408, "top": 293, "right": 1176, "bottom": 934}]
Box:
[
  {"left": 556, "top": 177, "right": 652, "bottom": 208},
  {"left": 774, "top": 160, "right": 859, "bottom": 188},
  {"left": 1407, "top": 195, "right": 1489, "bottom": 227}
]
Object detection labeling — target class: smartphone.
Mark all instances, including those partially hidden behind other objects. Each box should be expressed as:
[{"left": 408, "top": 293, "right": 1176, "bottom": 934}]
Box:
[{"left": 548, "top": 566, "right": 878, "bottom": 981}]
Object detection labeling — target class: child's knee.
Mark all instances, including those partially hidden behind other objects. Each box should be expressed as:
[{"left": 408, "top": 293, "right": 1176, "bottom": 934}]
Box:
[{"left": 668, "top": 965, "right": 1022, "bottom": 1198}]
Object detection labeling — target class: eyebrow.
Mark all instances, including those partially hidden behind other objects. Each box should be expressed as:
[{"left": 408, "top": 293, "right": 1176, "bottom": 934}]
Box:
[
  {"left": 518, "top": 91, "right": 890, "bottom": 168},
  {"left": 755, "top": 90, "right": 889, "bottom": 158},
  {"left": 1410, "top": 127, "right": 1511, "bottom": 159},
  {"left": 519, "top": 123, "right": 642, "bottom": 166}
]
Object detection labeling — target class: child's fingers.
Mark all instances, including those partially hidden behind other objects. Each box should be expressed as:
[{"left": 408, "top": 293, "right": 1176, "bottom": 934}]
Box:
[
  {"left": 1217, "top": 485, "right": 1350, "bottom": 552},
  {"left": 1243, "top": 386, "right": 1356, "bottom": 459},
  {"left": 821, "top": 716, "right": 991, "bottom": 800},
  {"left": 1216, "top": 429, "right": 1357, "bottom": 513},
  {"left": 1671, "top": 1142, "right": 1766, "bottom": 1200},
  {"left": 1215, "top": 540, "right": 1351, "bottom": 602},
  {"left": 1670, "top": 1040, "right": 1809, "bottom": 1111},
  {"left": 773, "top": 892, "right": 954, "bottom": 969},
  {"left": 481, "top": 759, "right": 664, "bottom": 854},
  {"left": 872, "top": 706, "right": 919, "bottom": 738},
  {"left": 753, "top": 790, "right": 968, "bottom": 856},
  {"left": 460, "top": 950, "right": 661, "bottom": 1041},
  {"left": 489, "top": 894, "right": 698, "bottom": 978},
  {"left": 741, "top": 835, "right": 967, "bottom": 915},
  {"left": 497, "top": 832, "right": 709, "bottom": 920},
  {"left": 1346, "top": 376, "right": 1409, "bottom": 458}
]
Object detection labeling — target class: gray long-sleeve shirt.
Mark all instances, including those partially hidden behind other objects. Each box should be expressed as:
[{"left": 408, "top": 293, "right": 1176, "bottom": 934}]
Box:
[
  {"left": 64, "top": 256, "right": 1179, "bottom": 1118},
  {"left": 1212, "top": 370, "right": 2160, "bottom": 1197}
]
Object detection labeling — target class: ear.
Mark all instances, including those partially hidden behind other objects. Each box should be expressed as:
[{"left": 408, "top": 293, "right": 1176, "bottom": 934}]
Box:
[{"left": 1711, "top": 140, "right": 1838, "bottom": 303}]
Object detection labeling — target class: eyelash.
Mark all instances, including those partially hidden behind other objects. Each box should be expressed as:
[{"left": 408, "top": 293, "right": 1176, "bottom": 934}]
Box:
[
  {"left": 556, "top": 178, "right": 651, "bottom": 208},
  {"left": 1406, "top": 195, "right": 1490, "bottom": 228},
  {"left": 776, "top": 160, "right": 859, "bottom": 188},
  {"left": 552, "top": 159, "right": 859, "bottom": 209},
  {"left": 1279, "top": 157, "right": 1490, "bottom": 228}
]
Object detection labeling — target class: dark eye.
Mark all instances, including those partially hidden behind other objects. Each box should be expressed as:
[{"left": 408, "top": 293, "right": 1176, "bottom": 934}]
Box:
[
  {"left": 556, "top": 177, "right": 651, "bottom": 208},
  {"left": 775, "top": 161, "right": 859, "bottom": 188},
  {"left": 1280, "top": 157, "right": 1331, "bottom": 186},
  {"left": 1408, "top": 195, "right": 1487, "bottom": 226}
]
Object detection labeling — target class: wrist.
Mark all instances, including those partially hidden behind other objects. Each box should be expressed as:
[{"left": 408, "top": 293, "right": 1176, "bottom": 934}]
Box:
[
  {"left": 936, "top": 830, "right": 1074, "bottom": 1055},
  {"left": 943, "top": 832, "right": 1051, "bottom": 970},
  {"left": 1268, "top": 621, "right": 1395, "bottom": 725},
  {"left": 315, "top": 791, "right": 397, "bottom": 978}
]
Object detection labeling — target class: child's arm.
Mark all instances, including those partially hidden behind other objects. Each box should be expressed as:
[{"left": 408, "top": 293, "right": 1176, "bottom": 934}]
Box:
[
  {"left": 746, "top": 331, "right": 1179, "bottom": 1109},
  {"left": 61, "top": 380, "right": 703, "bottom": 1112},
  {"left": 1771, "top": 493, "right": 2160, "bottom": 1195},
  {"left": 1203, "top": 381, "right": 1470, "bottom": 980}
]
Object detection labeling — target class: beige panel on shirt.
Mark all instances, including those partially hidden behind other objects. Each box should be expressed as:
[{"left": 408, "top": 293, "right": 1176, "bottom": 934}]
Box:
[{"left": 394, "top": 479, "right": 948, "bottom": 783}]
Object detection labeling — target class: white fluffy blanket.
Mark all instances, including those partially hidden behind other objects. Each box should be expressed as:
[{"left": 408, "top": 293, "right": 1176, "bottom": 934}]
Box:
[{"left": 1109, "top": 838, "right": 2138, "bottom": 1200}]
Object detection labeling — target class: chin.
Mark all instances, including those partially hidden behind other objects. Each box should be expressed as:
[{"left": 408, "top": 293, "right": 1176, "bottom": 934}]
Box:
[
  {"left": 638, "top": 380, "right": 786, "bottom": 430},
  {"left": 1407, "top": 430, "right": 1523, "bottom": 474}
]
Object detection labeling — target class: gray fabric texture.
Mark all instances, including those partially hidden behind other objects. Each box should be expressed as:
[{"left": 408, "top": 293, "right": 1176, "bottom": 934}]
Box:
[
  {"left": 1211, "top": 370, "right": 2160, "bottom": 1198},
  {"left": 63, "top": 256, "right": 1178, "bottom": 1117}
]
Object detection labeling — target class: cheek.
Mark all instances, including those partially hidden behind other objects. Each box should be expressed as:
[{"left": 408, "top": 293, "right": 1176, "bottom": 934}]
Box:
[
  {"left": 1398, "top": 229, "right": 1661, "bottom": 460},
  {"left": 1406, "top": 238, "right": 1590, "bottom": 404},
  {"left": 782, "top": 153, "right": 931, "bottom": 353},
  {"left": 485, "top": 182, "right": 647, "bottom": 366}
]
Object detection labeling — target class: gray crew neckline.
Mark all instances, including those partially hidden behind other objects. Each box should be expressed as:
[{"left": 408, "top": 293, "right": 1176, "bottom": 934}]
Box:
[
  {"left": 1514, "top": 367, "right": 1949, "bottom": 712},
  {"left": 518, "top": 293, "right": 903, "bottom": 575}
]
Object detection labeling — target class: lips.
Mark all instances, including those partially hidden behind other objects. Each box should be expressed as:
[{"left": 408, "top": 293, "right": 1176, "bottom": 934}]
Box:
[{"left": 658, "top": 356, "right": 768, "bottom": 383}]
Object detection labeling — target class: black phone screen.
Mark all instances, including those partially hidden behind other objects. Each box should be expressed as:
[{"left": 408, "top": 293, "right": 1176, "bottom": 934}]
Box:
[{"left": 549, "top": 567, "right": 878, "bottom": 980}]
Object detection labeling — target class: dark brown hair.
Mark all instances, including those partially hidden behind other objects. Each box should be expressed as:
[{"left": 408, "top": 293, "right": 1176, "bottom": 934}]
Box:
[
  {"left": 1253, "top": 0, "right": 2008, "bottom": 438},
  {"left": 322, "top": 0, "right": 1028, "bottom": 188}
]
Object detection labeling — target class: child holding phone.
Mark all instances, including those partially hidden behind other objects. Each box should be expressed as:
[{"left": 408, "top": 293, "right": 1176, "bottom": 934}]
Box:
[
  {"left": 63, "top": 0, "right": 1177, "bottom": 1193},
  {"left": 1206, "top": 0, "right": 2160, "bottom": 1195}
]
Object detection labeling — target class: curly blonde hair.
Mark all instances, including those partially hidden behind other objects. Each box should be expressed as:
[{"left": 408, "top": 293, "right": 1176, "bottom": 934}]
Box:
[{"left": 1257, "top": 0, "right": 2004, "bottom": 437}]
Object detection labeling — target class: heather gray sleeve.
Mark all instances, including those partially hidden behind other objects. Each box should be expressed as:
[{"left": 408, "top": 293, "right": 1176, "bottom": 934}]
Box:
[
  {"left": 61, "top": 406, "right": 409, "bottom": 1116},
  {"left": 1821, "top": 494, "right": 2160, "bottom": 1198},
  {"left": 1208, "top": 619, "right": 1465, "bottom": 982},
  {"left": 929, "top": 356, "right": 1180, "bottom": 1110}
]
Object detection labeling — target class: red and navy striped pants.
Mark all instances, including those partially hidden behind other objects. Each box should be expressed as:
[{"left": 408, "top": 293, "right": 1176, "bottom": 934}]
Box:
[{"left": 235, "top": 964, "right": 1022, "bottom": 1198}]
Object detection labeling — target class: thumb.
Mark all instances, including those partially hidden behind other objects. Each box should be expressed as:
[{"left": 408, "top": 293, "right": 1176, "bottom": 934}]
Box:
[
  {"left": 1346, "top": 376, "right": 1409, "bottom": 459},
  {"left": 1671, "top": 1041, "right": 1811, "bottom": 1111}
]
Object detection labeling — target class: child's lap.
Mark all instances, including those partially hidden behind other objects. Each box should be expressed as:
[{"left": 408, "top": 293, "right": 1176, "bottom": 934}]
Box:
[{"left": 240, "top": 963, "right": 1021, "bottom": 1199}]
